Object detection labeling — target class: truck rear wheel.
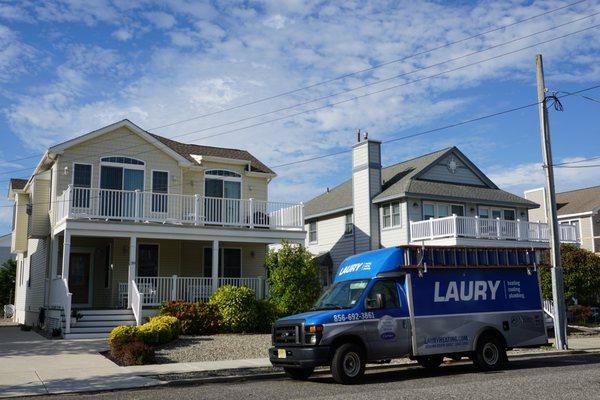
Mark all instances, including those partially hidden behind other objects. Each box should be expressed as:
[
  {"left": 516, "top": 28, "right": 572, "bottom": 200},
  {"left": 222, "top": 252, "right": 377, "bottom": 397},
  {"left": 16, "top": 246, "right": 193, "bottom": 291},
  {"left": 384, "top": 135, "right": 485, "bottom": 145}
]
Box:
[
  {"left": 283, "top": 367, "right": 314, "bottom": 380},
  {"left": 331, "top": 343, "right": 366, "bottom": 384},
  {"left": 416, "top": 355, "right": 444, "bottom": 369},
  {"left": 472, "top": 334, "right": 507, "bottom": 371}
]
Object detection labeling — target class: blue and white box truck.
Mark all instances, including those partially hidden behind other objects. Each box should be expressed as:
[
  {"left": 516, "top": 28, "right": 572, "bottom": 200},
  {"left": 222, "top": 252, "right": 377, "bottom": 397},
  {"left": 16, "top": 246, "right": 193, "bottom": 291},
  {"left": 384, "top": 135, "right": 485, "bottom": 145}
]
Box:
[{"left": 269, "top": 246, "right": 548, "bottom": 384}]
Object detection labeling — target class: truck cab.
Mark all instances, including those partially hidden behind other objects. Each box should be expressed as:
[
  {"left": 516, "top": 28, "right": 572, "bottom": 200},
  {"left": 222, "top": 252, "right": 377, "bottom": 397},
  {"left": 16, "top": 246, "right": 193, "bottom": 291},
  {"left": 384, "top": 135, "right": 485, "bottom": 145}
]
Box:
[{"left": 269, "top": 246, "right": 547, "bottom": 384}]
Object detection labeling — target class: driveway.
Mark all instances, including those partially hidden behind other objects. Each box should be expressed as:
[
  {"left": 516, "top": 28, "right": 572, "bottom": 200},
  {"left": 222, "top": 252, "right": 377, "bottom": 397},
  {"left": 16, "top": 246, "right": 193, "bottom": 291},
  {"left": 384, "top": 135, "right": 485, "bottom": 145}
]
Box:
[{"left": 0, "top": 326, "right": 160, "bottom": 398}]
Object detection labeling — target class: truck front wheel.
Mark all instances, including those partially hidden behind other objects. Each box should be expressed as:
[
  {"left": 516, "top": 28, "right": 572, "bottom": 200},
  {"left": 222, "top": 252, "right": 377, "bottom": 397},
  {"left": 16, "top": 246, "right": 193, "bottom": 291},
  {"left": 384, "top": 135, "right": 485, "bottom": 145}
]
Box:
[
  {"left": 283, "top": 367, "right": 314, "bottom": 380},
  {"left": 331, "top": 343, "right": 366, "bottom": 384},
  {"left": 472, "top": 334, "right": 507, "bottom": 371}
]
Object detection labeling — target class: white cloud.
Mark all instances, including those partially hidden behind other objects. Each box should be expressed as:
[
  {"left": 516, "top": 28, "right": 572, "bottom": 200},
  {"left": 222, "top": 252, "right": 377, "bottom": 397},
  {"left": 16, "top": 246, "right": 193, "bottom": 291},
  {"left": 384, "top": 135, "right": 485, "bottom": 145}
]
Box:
[
  {"left": 112, "top": 28, "right": 133, "bottom": 41},
  {"left": 143, "top": 11, "right": 176, "bottom": 29},
  {"left": 487, "top": 157, "right": 600, "bottom": 195},
  {"left": 0, "top": 24, "right": 37, "bottom": 82},
  {"left": 263, "top": 14, "right": 287, "bottom": 30}
]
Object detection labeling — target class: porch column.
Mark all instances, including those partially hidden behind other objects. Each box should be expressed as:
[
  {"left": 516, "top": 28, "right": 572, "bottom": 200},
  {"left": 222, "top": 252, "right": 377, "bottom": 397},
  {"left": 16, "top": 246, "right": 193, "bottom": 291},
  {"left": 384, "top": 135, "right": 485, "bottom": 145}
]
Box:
[
  {"left": 128, "top": 236, "right": 137, "bottom": 308},
  {"left": 62, "top": 231, "right": 71, "bottom": 281},
  {"left": 212, "top": 240, "right": 219, "bottom": 294}
]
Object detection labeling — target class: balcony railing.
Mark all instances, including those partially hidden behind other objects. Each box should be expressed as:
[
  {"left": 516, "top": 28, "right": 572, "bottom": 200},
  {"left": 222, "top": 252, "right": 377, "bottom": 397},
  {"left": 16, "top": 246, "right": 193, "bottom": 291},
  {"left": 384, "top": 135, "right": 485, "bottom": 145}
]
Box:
[
  {"left": 410, "top": 215, "right": 579, "bottom": 243},
  {"left": 54, "top": 186, "right": 303, "bottom": 230},
  {"left": 119, "top": 276, "right": 268, "bottom": 306}
]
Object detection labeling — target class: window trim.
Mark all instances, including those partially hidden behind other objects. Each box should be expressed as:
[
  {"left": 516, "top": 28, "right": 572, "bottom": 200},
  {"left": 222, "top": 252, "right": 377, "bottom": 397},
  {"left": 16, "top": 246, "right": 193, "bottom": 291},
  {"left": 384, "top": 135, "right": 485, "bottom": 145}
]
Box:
[
  {"left": 309, "top": 221, "right": 318, "bottom": 243},
  {"left": 71, "top": 162, "right": 93, "bottom": 188},
  {"left": 424, "top": 201, "right": 465, "bottom": 219},
  {"left": 381, "top": 201, "right": 402, "bottom": 230},
  {"left": 204, "top": 169, "right": 242, "bottom": 181},
  {"left": 344, "top": 213, "right": 354, "bottom": 236},
  {"left": 100, "top": 156, "right": 145, "bottom": 168},
  {"left": 151, "top": 170, "right": 169, "bottom": 214},
  {"left": 137, "top": 243, "right": 160, "bottom": 277},
  {"left": 478, "top": 206, "right": 516, "bottom": 220}
]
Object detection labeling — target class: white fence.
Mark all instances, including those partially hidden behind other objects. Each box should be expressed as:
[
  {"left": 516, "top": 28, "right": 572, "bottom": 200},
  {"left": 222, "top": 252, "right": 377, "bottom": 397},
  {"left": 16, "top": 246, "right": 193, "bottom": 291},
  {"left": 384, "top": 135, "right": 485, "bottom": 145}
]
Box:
[
  {"left": 54, "top": 186, "right": 303, "bottom": 230},
  {"left": 120, "top": 276, "right": 268, "bottom": 307},
  {"left": 410, "top": 215, "right": 579, "bottom": 243}
]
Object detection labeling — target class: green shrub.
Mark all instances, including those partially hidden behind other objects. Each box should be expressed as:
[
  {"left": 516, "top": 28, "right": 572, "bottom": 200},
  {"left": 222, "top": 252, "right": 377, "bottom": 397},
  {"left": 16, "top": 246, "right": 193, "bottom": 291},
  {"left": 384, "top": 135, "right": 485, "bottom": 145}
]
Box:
[
  {"left": 266, "top": 241, "right": 321, "bottom": 315},
  {"left": 159, "top": 301, "right": 222, "bottom": 335},
  {"left": 137, "top": 315, "right": 180, "bottom": 345},
  {"left": 254, "top": 300, "right": 279, "bottom": 333},
  {"left": 209, "top": 285, "right": 257, "bottom": 333}
]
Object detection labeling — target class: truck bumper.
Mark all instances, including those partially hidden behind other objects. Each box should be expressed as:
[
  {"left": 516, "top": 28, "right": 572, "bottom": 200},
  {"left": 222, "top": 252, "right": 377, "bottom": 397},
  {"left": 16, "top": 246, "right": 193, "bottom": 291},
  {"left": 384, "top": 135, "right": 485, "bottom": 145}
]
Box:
[{"left": 269, "top": 346, "right": 331, "bottom": 368}]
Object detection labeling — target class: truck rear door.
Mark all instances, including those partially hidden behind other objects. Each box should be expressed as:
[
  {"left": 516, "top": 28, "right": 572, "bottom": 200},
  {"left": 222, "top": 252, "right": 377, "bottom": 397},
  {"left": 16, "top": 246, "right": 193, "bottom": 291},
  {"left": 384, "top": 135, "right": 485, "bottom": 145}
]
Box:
[{"left": 363, "top": 278, "right": 412, "bottom": 360}]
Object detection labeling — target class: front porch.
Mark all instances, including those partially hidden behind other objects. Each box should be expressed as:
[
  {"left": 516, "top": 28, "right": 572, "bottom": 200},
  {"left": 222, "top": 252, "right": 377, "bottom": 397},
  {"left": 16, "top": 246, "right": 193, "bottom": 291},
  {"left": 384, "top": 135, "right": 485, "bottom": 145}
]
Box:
[{"left": 48, "top": 222, "right": 300, "bottom": 336}]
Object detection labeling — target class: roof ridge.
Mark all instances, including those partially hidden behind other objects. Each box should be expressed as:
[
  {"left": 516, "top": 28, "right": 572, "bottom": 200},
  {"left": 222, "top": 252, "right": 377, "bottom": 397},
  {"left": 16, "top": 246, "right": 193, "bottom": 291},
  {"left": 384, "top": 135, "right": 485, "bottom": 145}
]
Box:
[
  {"left": 558, "top": 185, "right": 600, "bottom": 195},
  {"left": 149, "top": 132, "right": 250, "bottom": 153},
  {"left": 381, "top": 146, "right": 452, "bottom": 171}
]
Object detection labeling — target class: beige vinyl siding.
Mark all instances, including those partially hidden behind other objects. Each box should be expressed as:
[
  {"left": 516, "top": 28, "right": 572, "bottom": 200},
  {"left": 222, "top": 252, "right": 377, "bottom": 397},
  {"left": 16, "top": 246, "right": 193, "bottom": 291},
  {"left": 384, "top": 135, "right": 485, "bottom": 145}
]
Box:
[
  {"left": 305, "top": 213, "right": 355, "bottom": 270},
  {"left": 30, "top": 178, "right": 51, "bottom": 237},
  {"left": 111, "top": 237, "right": 130, "bottom": 306},
  {"left": 419, "top": 153, "right": 486, "bottom": 186},
  {"left": 380, "top": 201, "right": 409, "bottom": 247},
  {"left": 14, "top": 238, "right": 49, "bottom": 325},
  {"left": 11, "top": 193, "right": 29, "bottom": 253},
  {"left": 524, "top": 188, "right": 547, "bottom": 222},
  {"left": 579, "top": 216, "right": 594, "bottom": 252},
  {"left": 55, "top": 126, "right": 182, "bottom": 196}
]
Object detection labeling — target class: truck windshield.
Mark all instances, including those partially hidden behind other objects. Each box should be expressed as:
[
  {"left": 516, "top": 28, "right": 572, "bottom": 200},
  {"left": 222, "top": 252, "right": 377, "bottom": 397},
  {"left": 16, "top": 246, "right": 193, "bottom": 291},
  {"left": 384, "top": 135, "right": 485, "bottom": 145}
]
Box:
[{"left": 312, "top": 280, "right": 369, "bottom": 310}]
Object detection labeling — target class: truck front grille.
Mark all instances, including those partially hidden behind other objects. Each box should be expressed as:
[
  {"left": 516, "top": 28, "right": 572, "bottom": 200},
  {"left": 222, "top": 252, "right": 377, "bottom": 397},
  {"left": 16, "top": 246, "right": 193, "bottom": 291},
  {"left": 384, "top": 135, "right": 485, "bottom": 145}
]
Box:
[{"left": 273, "top": 324, "right": 300, "bottom": 345}]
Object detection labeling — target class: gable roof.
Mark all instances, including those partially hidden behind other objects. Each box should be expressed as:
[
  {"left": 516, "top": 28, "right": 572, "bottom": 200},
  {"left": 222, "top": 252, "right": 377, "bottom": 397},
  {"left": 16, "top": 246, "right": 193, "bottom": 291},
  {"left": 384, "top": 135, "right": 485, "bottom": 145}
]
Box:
[
  {"left": 556, "top": 185, "right": 600, "bottom": 216},
  {"left": 9, "top": 178, "right": 27, "bottom": 190},
  {"left": 46, "top": 119, "right": 274, "bottom": 175},
  {"left": 305, "top": 146, "right": 537, "bottom": 218},
  {"left": 150, "top": 134, "right": 274, "bottom": 174}
]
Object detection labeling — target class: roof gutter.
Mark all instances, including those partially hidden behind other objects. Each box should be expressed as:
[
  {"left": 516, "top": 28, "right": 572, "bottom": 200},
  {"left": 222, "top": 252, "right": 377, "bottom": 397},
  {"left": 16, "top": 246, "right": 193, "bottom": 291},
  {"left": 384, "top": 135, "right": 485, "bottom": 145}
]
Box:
[{"left": 373, "top": 192, "right": 539, "bottom": 209}]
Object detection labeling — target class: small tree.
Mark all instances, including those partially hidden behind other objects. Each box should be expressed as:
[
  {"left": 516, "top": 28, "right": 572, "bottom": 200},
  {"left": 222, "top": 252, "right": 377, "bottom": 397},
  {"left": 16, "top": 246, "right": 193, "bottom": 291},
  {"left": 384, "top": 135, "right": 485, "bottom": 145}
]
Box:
[
  {"left": 266, "top": 241, "right": 321, "bottom": 316},
  {"left": 0, "top": 259, "right": 17, "bottom": 316},
  {"left": 540, "top": 244, "right": 600, "bottom": 305}
]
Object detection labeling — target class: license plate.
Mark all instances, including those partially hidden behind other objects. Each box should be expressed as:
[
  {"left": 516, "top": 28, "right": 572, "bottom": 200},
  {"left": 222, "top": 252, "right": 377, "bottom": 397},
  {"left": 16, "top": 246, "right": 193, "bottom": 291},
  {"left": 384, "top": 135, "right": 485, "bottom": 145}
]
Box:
[{"left": 278, "top": 349, "right": 286, "bottom": 359}]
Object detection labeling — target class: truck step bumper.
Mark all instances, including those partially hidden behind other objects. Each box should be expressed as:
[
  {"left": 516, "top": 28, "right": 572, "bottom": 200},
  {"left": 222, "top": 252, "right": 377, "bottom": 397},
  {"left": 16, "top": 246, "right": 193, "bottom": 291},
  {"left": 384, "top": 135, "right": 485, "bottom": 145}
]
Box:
[{"left": 269, "top": 346, "right": 331, "bottom": 368}]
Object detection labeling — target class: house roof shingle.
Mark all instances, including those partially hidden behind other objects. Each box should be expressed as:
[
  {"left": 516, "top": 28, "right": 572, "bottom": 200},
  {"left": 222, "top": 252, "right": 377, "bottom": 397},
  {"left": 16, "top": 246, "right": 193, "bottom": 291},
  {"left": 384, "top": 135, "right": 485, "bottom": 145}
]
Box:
[
  {"left": 305, "top": 147, "right": 537, "bottom": 218},
  {"left": 150, "top": 133, "right": 274, "bottom": 174},
  {"left": 556, "top": 185, "right": 600, "bottom": 216},
  {"left": 9, "top": 178, "right": 28, "bottom": 190}
]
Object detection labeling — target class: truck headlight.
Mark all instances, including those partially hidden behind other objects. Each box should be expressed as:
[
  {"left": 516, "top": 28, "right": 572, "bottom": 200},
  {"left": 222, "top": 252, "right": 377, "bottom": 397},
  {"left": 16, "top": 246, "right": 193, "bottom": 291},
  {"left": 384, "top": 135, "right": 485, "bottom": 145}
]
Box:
[{"left": 304, "top": 325, "right": 323, "bottom": 345}]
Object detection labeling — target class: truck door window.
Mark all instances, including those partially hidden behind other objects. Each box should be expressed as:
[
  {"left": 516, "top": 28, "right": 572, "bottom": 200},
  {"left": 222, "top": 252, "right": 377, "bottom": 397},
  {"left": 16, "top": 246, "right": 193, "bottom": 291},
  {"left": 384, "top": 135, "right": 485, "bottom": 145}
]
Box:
[{"left": 366, "top": 280, "right": 400, "bottom": 309}]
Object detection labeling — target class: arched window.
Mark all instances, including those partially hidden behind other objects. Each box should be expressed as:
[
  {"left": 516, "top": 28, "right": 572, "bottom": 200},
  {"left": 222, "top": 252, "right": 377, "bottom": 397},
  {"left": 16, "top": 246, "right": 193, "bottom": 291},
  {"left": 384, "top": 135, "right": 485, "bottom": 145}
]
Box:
[
  {"left": 205, "top": 169, "right": 241, "bottom": 178},
  {"left": 100, "top": 156, "right": 145, "bottom": 165}
]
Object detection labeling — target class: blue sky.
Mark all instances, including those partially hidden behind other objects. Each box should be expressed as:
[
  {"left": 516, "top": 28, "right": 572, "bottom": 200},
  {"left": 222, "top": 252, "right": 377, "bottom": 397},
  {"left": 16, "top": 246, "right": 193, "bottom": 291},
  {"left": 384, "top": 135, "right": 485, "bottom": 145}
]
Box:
[{"left": 0, "top": 0, "right": 599, "bottom": 234}]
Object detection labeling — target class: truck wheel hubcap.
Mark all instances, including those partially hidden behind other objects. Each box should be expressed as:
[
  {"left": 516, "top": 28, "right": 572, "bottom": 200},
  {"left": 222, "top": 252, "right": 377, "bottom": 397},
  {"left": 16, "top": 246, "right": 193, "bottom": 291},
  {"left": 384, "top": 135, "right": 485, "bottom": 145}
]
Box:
[
  {"left": 343, "top": 352, "right": 361, "bottom": 377},
  {"left": 482, "top": 343, "right": 499, "bottom": 365}
]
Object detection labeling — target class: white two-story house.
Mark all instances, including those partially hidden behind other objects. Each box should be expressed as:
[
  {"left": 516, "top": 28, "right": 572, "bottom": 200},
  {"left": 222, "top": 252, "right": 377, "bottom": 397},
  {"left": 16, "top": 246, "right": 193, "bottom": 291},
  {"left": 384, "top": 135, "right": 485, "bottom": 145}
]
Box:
[
  {"left": 8, "top": 120, "right": 305, "bottom": 338},
  {"left": 304, "top": 135, "right": 578, "bottom": 285}
]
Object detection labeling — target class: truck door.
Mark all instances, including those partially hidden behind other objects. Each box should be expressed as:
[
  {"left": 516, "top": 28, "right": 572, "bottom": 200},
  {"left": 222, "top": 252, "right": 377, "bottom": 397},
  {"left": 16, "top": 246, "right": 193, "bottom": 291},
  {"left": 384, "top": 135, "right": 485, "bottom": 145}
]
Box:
[{"left": 363, "top": 279, "right": 412, "bottom": 360}]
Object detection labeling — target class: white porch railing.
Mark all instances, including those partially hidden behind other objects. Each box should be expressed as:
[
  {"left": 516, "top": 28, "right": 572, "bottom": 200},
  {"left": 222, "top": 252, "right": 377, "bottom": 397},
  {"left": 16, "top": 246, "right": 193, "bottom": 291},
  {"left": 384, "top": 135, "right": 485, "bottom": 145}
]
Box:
[
  {"left": 121, "top": 276, "right": 268, "bottom": 306},
  {"left": 50, "top": 278, "right": 72, "bottom": 333},
  {"left": 131, "top": 280, "right": 143, "bottom": 326},
  {"left": 543, "top": 299, "right": 554, "bottom": 318},
  {"left": 54, "top": 186, "right": 304, "bottom": 230},
  {"left": 410, "top": 215, "right": 579, "bottom": 244}
]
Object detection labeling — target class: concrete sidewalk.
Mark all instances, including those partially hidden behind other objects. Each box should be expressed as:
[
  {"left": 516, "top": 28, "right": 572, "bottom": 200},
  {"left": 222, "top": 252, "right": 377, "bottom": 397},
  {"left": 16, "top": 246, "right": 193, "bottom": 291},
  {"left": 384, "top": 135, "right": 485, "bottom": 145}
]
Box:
[{"left": 0, "top": 327, "right": 160, "bottom": 398}]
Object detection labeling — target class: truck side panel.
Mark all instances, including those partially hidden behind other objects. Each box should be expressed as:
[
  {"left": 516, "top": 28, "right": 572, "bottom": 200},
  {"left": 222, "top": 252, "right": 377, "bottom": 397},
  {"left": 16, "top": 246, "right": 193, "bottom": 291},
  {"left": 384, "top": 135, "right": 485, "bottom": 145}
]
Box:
[{"left": 407, "top": 268, "right": 547, "bottom": 356}]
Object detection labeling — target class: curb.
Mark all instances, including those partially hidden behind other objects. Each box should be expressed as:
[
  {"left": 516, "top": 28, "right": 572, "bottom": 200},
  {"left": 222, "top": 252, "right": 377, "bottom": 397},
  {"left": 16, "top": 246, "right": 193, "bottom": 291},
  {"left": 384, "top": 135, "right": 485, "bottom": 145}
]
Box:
[{"left": 153, "top": 348, "right": 599, "bottom": 387}]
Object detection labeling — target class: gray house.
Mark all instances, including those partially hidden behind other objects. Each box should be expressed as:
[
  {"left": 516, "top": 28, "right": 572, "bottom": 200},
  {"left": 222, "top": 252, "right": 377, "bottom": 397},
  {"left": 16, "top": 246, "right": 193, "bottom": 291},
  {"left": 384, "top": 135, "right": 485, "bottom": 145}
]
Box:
[
  {"left": 525, "top": 186, "right": 600, "bottom": 253},
  {"left": 304, "top": 136, "right": 579, "bottom": 285},
  {"left": 0, "top": 233, "right": 15, "bottom": 266}
]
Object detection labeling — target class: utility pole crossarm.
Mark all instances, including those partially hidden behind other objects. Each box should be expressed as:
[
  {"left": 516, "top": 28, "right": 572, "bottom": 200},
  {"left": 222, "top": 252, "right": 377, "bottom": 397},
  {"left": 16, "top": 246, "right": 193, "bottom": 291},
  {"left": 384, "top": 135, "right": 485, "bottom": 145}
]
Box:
[{"left": 535, "top": 54, "right": 568, "bottom": 350}]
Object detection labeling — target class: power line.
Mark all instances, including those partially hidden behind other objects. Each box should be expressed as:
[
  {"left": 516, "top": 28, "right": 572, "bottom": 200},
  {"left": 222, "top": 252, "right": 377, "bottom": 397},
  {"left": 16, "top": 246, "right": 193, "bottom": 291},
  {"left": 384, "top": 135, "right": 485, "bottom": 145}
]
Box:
[
  {"left": 553, "top": 155, "right": 600, "bottom": 166},
  {"left": 554, "top": 163, "right": 600, "bottom": 168},
  {"left": 146, "top": 0, "right": 591, "bottom": 131},
  {"left": 1, "top": 0, "right": 592, "bottom": 166},
  {"left": 2, "top": 83, "right": 599, "bottom": 206}
]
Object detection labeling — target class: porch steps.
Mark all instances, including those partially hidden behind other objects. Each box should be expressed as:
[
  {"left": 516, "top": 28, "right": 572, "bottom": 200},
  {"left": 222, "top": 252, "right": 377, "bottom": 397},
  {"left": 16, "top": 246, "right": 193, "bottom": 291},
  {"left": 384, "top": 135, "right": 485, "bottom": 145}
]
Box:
[{"left": 63, "top": 309, "right": 137, "bottom": 340}]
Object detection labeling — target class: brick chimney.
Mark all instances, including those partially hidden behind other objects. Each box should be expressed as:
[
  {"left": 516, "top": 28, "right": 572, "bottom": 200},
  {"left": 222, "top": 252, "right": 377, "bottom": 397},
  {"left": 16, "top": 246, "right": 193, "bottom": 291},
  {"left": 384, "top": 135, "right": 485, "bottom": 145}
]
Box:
[{"left": 351, "top": 131, "right": 382, "bottom": 252}]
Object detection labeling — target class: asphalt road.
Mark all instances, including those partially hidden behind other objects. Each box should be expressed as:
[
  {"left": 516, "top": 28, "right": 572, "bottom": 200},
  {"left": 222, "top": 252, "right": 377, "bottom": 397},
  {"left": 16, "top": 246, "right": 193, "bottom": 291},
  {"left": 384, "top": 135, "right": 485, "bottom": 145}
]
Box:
[{"left": 42, "top": 353, "right": 600, "bottom": 400}]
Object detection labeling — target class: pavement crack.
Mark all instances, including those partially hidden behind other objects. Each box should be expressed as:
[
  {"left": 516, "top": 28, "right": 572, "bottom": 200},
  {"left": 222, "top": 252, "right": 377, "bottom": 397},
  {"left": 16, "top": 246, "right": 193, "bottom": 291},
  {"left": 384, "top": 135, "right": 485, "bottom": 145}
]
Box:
[{"left": 34, "top": 370, "right": 49, "bottom": 394}]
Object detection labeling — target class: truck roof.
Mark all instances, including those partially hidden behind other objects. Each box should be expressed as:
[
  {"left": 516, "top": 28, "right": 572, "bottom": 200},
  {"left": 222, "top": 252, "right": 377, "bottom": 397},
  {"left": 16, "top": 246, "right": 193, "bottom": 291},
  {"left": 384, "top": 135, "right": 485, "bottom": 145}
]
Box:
[{"left": 335, "top": 247, "right": 404, "bottom": 283}]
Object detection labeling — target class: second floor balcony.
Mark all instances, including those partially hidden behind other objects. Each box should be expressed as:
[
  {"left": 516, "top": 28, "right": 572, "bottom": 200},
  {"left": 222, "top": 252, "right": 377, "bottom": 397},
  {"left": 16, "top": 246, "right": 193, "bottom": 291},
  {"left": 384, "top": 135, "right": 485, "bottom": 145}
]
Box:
[
  {"left": 409, "top": 215, "right": 579, "bottom": 245},
  {"left": 54, "top": 186, "right": 304, "bottom": 231}
]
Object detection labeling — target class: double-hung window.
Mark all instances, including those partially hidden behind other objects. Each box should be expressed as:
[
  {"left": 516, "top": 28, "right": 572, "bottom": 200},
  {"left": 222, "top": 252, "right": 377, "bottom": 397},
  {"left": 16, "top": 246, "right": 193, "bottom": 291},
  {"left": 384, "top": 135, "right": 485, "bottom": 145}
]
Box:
[
  {"left": 309, "top": 221, "right": 317, "bottom": 243},
  {"left": 72, "top": 163, "right": 92, "bottom": 208},
  {"left": 344, "top": 213, "right": 353, "bottom": 235},
  {"left": 382, "top": 202, "right": 401, "bottom": 228},
  {"left": 151, "top": 171, "right": 168, "bottom": 213}
]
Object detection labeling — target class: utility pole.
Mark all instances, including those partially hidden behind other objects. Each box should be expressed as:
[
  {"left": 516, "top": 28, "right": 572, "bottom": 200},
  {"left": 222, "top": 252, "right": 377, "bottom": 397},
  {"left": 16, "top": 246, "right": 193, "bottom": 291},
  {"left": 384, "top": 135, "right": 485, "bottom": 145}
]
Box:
[{"left": 535, "top": 54, "right": 568, "bottom": 350}]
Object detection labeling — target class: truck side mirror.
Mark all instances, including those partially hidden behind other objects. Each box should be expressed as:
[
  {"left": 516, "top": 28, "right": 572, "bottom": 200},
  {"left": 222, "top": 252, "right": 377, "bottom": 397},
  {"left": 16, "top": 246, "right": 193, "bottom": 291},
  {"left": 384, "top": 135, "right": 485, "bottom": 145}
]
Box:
[{"left": 366, "top": 293, "right": 385, "bottom": 310}]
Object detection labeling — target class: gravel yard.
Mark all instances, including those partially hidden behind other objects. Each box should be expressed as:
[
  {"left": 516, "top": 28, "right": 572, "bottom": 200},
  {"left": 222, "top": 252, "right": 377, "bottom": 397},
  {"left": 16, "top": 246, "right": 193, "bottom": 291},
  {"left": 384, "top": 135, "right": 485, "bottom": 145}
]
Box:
[{"left": 156, "top": 334, "right": 272, "bottom": 363}]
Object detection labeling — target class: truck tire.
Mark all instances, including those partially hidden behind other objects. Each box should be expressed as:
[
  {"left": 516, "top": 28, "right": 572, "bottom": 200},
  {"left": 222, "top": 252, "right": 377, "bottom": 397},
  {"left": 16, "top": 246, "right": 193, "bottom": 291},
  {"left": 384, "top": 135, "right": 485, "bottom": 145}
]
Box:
[
  {"left": 472, "top": 334, "right": 507, "bottom": 371},
  {"left": 416, "top": 355, "right": 444, "bottom": 369},
  {"left": 283, "top": 367, "right": 314, "bottom": 380},
  {"left": 331, "top": 343, "right": 366, "bottom": 384}
]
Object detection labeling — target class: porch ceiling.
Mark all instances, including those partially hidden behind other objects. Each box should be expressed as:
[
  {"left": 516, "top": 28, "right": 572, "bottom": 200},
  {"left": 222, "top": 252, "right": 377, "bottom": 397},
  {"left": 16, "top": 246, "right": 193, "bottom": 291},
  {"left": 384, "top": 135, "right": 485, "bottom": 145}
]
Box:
[{"left": 55, "top": 219, "right": 306, "bottom": 244}]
